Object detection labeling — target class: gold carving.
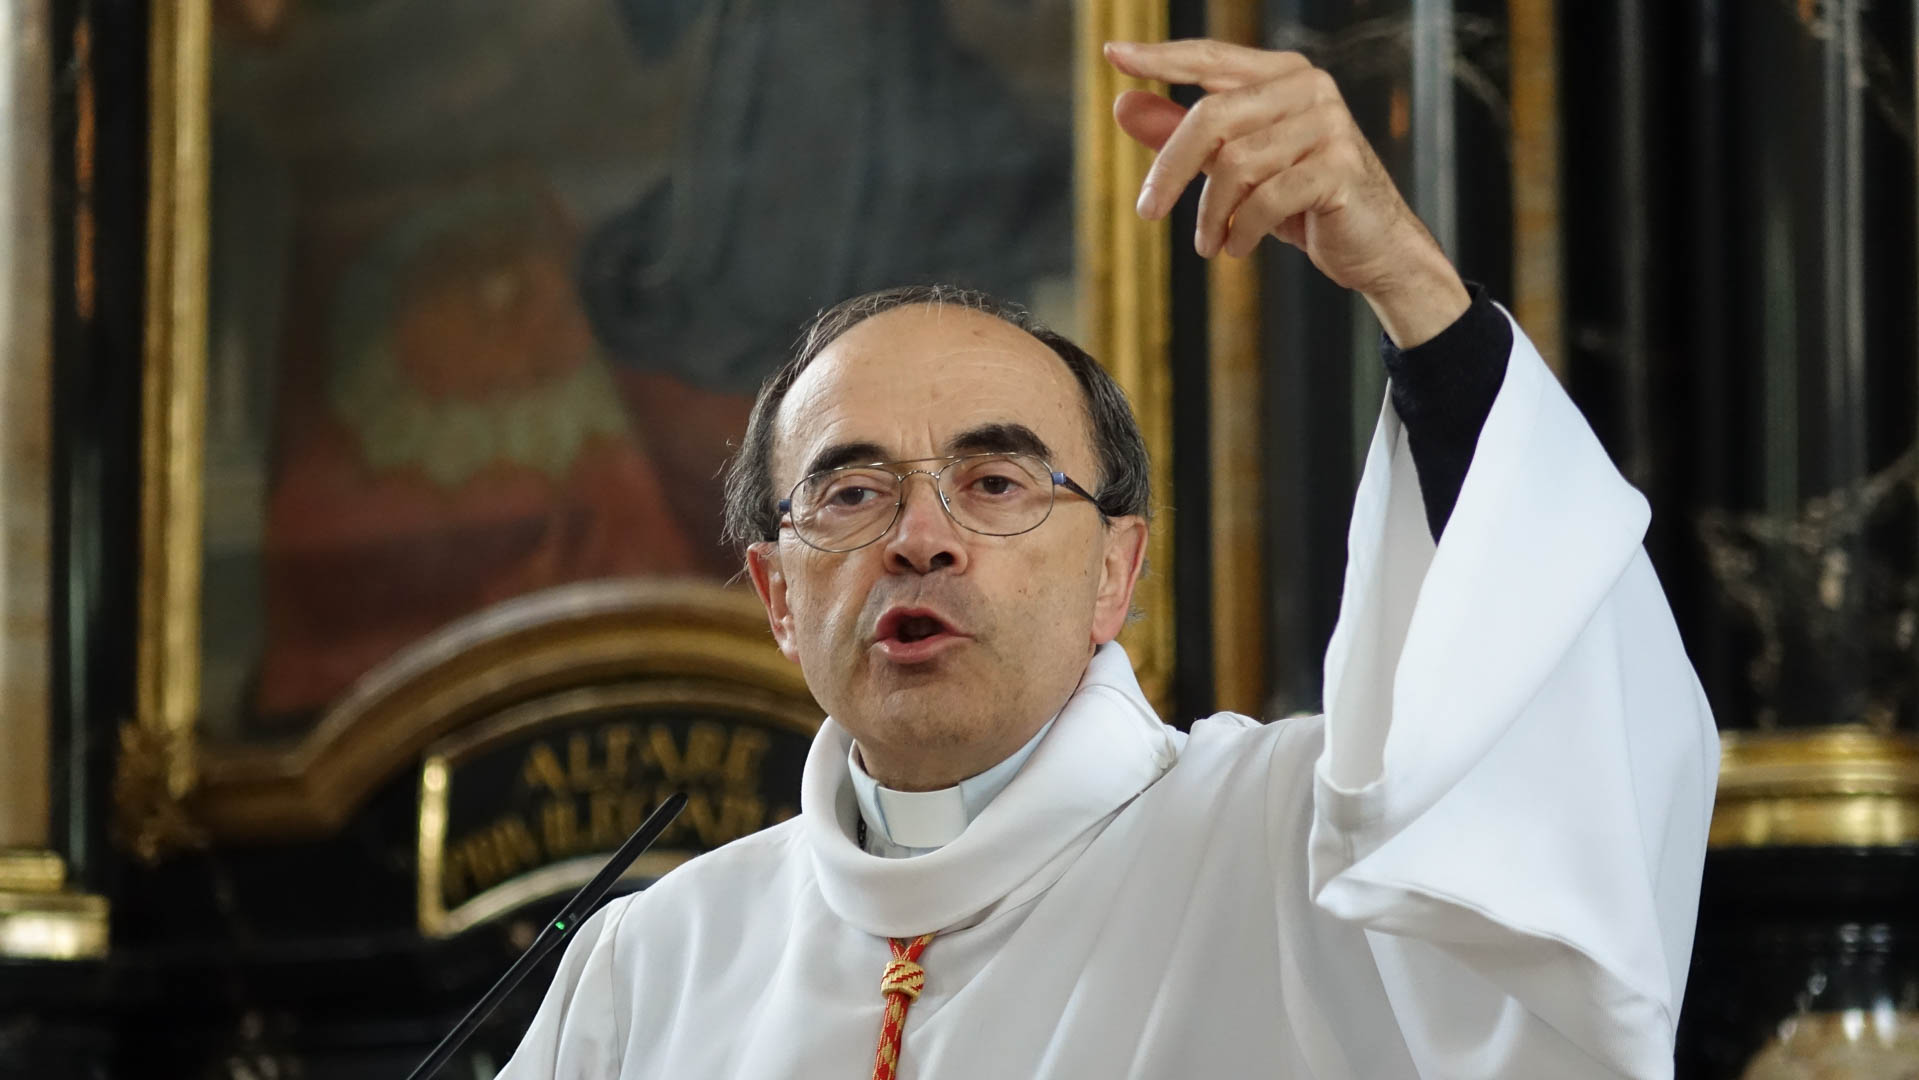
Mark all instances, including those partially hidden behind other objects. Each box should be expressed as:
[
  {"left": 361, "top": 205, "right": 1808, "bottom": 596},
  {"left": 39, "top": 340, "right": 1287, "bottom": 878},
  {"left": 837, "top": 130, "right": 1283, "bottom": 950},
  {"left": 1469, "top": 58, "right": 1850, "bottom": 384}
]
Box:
[
  {"left": 0, "top": 850, "right": 109, "bottom": 961},
  {"left": 115, "top": 719, "right": 207, "bottom": 863},
  {"left": 1079, "top": 0, "right": 1175, "bottom": 715},
  {"left": 129, "top": 0, "right": 210, "bottom": 860},
  {"left": 0, "top": 849, "right": 65, "bottom": 893},
  {"left": 1711, "top": 726, "right": 1919, "bottom": 848},
  {"left": 418, "top": 682, "right": 818, "bottom": 937},
  {"left": 0, "top": 850, "right": 109, "bottom": 960},
  {"left": 0, "top": 886, "right": 108, "bottom": 961},
  {"left": 1740, "top": 1009, "right": 1919, "bottom": 1079}
]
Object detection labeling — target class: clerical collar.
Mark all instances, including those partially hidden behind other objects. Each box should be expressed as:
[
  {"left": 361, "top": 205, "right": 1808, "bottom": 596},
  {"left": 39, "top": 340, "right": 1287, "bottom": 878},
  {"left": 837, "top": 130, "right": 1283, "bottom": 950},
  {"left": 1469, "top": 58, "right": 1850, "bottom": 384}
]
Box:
[
  {"left": 848, "top": 717, "right": 1058, "bottom": 855},
  {"left": 801, "top": 642, "right": 1182, "bottom": 937}
]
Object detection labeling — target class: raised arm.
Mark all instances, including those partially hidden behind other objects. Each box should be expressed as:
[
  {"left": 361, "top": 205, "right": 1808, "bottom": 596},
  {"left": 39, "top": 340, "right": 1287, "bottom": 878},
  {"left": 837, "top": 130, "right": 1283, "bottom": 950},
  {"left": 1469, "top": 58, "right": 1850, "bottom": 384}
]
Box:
[{"left": 1108, "top": 40, "right": 1719, "bottom": 1077}]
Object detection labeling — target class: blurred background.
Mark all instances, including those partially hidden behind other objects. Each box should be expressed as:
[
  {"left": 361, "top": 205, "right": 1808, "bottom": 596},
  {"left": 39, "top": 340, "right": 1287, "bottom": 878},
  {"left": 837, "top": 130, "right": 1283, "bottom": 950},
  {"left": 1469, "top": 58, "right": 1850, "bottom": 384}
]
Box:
[{"left": 0, "top": 0, "right": 1914, "bottom": 1076}]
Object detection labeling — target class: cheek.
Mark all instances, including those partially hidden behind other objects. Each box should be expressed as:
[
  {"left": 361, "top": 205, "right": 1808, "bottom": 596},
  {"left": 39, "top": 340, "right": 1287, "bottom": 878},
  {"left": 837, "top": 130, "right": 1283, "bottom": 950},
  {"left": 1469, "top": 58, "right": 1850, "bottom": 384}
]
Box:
[
  {"left": 785, "top": 554, "right": 875, "bottom": 647},
  {"left": 999, "top": 539, "right": 1105, "bottom": 634}
]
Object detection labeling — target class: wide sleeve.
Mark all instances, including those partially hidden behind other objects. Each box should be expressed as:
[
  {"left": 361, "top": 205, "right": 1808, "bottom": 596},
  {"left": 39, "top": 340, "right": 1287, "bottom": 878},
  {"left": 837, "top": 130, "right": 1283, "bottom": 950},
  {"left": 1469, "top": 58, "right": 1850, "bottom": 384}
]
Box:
[
  {"left": 495, "top": 899, "right": 631, "bottom": 1080},
  {"left": 1301, "top": 309, "right": 1719, "bottom": 1079}
]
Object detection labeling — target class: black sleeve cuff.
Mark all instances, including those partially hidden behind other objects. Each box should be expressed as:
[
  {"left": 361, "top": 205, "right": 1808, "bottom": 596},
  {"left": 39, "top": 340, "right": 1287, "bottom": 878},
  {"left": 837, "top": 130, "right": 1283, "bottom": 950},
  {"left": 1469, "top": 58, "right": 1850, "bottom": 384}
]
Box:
[{"left": 1380, "top": 283, "right": 1513, "bottom": 541}]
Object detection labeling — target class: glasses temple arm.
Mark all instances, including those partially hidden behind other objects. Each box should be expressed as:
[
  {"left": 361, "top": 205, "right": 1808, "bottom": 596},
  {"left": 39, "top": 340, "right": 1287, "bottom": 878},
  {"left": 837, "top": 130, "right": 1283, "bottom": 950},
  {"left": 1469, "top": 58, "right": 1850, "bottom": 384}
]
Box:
[{"left": 1052, "top": 472, "right": 1106, "bottom": 516}]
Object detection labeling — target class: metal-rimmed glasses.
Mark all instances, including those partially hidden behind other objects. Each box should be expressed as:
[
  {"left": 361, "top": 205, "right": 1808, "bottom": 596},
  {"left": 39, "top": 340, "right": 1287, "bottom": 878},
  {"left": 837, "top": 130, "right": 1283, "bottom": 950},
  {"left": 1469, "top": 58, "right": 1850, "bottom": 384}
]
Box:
[{"left": 776, "top": 452, "right": 1101, "bottom": 553}]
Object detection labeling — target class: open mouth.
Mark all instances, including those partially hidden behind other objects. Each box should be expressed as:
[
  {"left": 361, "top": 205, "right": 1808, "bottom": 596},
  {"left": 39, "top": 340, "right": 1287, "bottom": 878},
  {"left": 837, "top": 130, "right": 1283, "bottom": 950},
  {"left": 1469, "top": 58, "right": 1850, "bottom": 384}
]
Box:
[
  {"left": 872, "top": 608, "right": 967, "bottom": 662},
  {"left": 894, "top": 615, "right": 947, "bottom": 643},
  {"left": 876, "top": 608, "right": 959, "bottom": 644}
]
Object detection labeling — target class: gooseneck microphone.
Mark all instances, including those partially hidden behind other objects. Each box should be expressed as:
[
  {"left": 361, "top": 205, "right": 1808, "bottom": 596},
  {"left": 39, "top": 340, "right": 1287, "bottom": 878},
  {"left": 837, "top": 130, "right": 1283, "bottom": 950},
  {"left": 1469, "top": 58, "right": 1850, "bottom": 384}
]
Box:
[{"left": 405, "top": 791, "right": 689, "bottom": 1080}]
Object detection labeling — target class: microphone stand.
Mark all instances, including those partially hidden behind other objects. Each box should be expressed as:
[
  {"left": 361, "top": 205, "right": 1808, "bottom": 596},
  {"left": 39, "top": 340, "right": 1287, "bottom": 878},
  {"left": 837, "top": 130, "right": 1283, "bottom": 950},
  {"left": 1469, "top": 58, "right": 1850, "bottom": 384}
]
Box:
[{"left": 405, "top": 791, "right": 689, "bottom": 1080}]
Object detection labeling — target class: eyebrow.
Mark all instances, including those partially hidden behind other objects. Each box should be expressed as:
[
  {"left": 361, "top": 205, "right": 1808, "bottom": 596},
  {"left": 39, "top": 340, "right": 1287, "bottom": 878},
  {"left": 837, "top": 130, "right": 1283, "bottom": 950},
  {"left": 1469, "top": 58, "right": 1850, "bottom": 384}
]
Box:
[
  {"left": 797, "top": 423, "right": 1058, "bottom": 480},
  {"left": 943, "top": 423, "right": 1055, "bottom": 462},
  {"left": 802, "top": 440, "right": 890, "bottom": 478}
]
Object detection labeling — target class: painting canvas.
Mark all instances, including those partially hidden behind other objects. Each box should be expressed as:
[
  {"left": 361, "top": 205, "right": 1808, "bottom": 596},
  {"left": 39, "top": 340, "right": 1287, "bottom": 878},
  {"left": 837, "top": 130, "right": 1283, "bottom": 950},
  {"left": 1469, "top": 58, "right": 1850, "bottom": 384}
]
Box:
[{"left": 196, "top": 0, "right": 1078, "bottom": 740}]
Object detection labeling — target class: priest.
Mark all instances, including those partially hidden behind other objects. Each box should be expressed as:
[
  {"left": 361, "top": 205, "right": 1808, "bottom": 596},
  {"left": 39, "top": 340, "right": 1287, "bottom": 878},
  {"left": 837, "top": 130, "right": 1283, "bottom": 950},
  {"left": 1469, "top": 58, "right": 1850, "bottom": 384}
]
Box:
[{"left": 498, "top": 38, "right": 1717, "bottom": 1079}]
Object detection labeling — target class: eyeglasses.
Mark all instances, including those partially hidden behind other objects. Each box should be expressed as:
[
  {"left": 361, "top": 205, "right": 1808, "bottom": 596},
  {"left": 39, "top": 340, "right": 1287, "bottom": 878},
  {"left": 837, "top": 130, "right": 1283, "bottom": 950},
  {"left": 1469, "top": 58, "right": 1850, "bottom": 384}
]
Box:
[{"left": 776, "top": 452, "right": 1101, "bottom": 553}]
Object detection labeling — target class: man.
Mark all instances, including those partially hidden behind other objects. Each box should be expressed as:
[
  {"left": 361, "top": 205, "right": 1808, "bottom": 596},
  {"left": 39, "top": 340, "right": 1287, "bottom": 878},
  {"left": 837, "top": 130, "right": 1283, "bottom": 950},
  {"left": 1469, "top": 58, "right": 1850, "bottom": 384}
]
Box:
[{"left": 500, "top": 39, "right": 1717, "bottom": 1079}]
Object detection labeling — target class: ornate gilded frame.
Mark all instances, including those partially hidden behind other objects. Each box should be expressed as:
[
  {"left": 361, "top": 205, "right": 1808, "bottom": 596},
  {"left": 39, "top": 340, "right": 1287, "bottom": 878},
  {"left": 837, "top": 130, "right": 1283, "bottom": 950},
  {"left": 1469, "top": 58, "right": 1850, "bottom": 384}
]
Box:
[{"left": 127, "top": 0, "right": 1180, "bottom": 855}]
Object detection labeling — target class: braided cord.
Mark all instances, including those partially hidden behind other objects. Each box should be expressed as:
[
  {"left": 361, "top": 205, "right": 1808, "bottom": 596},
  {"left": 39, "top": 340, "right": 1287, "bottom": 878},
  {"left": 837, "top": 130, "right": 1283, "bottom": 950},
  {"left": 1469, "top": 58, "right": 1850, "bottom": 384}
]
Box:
[{"left": 870, "top": 933, "right": 936, "bottom": 1080}]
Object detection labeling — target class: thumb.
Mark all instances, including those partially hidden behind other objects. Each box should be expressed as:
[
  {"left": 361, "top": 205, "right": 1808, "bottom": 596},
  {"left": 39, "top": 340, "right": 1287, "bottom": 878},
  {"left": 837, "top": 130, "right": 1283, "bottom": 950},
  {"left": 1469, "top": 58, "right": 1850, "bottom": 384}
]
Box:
[{"left": 1113, "top": 89, "right": 1185, "bottom": 152}]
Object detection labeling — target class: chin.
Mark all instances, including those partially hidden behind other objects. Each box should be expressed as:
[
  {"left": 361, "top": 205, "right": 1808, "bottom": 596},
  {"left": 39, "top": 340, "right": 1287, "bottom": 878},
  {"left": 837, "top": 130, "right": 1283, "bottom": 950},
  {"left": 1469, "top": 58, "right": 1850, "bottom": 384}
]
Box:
[
  {"left": 869, "top": 706, "right": 986, "bottom": 756},
  {"left": 855, "top": 673, "right": 980, "bottom": 725}
]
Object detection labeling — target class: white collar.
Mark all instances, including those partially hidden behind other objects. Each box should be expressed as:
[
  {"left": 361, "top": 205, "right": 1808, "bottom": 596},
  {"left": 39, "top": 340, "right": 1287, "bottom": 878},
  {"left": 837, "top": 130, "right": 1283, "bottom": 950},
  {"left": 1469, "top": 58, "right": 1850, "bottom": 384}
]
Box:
[
  {"left": 847, "top": 717, "right": 1057, "bottom": 855},
  {"left": 800, "top": 641, "right": 1181, "bottom": 937}
]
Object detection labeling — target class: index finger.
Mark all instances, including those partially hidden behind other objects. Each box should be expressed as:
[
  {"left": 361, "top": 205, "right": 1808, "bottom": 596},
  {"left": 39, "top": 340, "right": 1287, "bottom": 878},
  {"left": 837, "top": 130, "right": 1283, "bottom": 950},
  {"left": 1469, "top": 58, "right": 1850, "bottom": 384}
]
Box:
[{"left": 1104, "top": 39, "right": 1310, "bottom": 92}]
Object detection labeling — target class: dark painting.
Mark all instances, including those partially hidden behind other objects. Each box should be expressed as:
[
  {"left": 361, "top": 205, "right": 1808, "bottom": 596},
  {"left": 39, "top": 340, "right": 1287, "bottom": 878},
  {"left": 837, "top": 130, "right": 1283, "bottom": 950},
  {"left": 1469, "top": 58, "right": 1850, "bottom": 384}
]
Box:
[{"left": 198, "top": 0, "right": 1076, "bottom": 739}]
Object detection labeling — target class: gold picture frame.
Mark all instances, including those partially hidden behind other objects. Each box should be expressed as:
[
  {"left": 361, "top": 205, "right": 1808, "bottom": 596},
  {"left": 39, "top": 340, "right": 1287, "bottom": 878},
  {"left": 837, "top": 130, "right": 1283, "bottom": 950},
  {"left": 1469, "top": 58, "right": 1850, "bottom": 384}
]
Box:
[{"left": 127, "top": 0, "right": 1178, "bottom": 856}]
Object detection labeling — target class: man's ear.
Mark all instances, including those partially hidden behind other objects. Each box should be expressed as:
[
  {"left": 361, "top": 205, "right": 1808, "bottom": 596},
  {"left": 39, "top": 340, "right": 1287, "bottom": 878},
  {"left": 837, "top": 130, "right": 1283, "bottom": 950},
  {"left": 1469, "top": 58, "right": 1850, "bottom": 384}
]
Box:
[
  {"left": 745, "top": 542, "right": 802, "bottom": 663},
  {"left": 1090, "top": 516, "right": 1148, "bottom": 645}
]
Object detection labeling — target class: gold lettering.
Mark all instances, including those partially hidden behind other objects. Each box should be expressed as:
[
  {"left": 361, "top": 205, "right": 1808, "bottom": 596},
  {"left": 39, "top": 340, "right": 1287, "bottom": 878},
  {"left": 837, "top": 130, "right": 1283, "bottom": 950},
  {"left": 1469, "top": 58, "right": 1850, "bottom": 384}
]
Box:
[
  {"left": 566, "top": 731, "right": 601, "bottom": 790},
  {"left": 685, "top": 721, "right": 727, "bottom": 780},
  {"left": 679, "top": 792, "right": 720, "bottom": 848},
  {"left": 541, "top": 797, "right": 582, "bottom": 858},
  {"left": 587, "top": 790, "right": 626, "bottom": 851},
  {"left": 723, "top": 727, "right": 771, "bottom": 786},
  {"left": 499, "top": 817, "right": 540, "bottom": 871},
  {"left": 445, "top": 815, "right": 540, "bottom": 905},
  {"left": 601, "top": 723, "right": 635, "bottom": 786},
  {"left": 642, "top": 720, "right": 732, "bottom": 783},
  {"left": 453, "top": 831, "right": 503, "bottom": 889},
  {"left": 438, "top": 718, "right": 806, "bottom": 910},
  {"left": 641, "top": 723, "right": 686, "bottom": 781},
  {"left": 521, "top": 742, "right": 570, "bottom": 796}
]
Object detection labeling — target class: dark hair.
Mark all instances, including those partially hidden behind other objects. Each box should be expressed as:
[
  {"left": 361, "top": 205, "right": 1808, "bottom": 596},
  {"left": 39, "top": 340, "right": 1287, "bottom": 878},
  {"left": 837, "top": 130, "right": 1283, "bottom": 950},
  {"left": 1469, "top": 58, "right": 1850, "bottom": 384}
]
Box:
[{"left": 721, "top": 284, "right": 1151, "bottom": 552}]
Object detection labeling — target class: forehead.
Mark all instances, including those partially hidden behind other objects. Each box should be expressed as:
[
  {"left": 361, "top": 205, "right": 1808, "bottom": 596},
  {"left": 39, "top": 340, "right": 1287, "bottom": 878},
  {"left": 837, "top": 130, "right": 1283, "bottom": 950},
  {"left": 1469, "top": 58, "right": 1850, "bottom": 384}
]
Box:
[{"left": 772, "top": 304, "right": 1092, "bottom": 480}]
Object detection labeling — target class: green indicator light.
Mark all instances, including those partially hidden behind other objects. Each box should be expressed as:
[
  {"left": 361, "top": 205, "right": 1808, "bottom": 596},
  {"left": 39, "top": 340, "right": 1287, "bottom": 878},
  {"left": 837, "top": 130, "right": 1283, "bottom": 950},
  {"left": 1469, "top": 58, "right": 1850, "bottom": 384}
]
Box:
[{"left": 555, "top": 920, "right": 567, "bottom": 931}]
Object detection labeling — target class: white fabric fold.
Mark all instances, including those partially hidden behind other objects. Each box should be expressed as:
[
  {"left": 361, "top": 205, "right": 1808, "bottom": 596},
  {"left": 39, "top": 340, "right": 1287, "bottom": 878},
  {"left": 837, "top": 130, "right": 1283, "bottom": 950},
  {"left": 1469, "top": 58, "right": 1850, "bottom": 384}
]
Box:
[
  {"left": 802, "top": 642, "right": 1179, "bottom": 938},
  {"left": 1308, "top": 307, "right": 1719, "bottom": 1079}
]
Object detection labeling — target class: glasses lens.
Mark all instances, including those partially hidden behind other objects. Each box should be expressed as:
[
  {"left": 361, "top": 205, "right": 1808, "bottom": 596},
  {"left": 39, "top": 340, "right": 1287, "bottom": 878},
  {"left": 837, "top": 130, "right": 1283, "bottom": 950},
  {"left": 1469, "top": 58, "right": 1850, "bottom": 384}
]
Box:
[
  {"left": 791, "top": 467, "right": 900, "bottom": 550},
  {"left": 940, "top": 454, "right": 1055, "bottom": 536}
]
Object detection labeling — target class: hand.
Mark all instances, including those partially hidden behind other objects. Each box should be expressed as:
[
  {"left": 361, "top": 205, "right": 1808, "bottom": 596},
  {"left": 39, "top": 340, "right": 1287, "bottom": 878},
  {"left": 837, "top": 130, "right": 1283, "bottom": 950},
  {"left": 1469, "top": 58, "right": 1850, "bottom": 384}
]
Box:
[{"left": 1105, "top": 38, "right": 1469, "bottom": 347}]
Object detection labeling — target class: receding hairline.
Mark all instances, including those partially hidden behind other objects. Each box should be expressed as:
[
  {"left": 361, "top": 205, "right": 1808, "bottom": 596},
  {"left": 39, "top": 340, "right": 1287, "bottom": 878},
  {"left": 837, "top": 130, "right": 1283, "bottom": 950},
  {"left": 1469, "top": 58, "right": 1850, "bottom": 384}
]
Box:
[
  {"left": 722, "top": 282, "right": 1150, "bottom": 553},
  {"left": 766, "top": 300, "right": 1097, "bottom": 492}
]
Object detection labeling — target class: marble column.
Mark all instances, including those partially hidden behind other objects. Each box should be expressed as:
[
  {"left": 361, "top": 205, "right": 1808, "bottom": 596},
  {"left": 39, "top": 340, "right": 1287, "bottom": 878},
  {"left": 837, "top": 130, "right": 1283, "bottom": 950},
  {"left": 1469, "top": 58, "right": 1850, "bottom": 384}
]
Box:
[{"left": 0, "top": 0, "right": 105, "bottom": 961}]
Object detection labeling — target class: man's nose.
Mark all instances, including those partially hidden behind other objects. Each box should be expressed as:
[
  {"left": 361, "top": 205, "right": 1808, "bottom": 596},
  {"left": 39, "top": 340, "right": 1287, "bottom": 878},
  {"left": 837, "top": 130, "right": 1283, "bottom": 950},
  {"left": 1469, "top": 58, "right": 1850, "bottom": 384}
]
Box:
[{"left": 882, "top": 473, "right": 967, "bottom": 574}]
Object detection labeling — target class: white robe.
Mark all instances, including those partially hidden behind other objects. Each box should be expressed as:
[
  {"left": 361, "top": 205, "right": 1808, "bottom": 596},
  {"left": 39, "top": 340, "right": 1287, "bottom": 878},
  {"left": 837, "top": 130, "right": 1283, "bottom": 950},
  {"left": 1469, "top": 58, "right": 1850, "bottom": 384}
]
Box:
[{"left": 498, "top": 316, "right": 1719, "bottom": 1079}]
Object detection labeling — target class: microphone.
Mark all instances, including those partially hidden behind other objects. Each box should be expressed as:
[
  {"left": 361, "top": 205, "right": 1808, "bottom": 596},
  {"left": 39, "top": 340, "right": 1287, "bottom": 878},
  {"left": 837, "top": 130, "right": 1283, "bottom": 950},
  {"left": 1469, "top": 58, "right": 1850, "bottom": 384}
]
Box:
[{"left": 405, "top": 791, "right": 689, "bottom": 1080}]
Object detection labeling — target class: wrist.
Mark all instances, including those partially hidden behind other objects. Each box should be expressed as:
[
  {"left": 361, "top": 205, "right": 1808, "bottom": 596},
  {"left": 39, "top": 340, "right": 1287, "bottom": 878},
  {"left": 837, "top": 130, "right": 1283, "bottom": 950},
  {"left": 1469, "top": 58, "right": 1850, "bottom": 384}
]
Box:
[{"left": 1359, "top": 242, "right": 1470, "bottom": 349}]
